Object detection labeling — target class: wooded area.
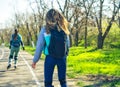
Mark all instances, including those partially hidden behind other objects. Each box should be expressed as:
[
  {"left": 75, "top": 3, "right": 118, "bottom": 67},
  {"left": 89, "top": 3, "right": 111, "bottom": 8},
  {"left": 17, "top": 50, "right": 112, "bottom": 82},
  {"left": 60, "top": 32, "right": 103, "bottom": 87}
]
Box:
[{"left": 0, "top": 0, "right": 120, "bottom": 49}]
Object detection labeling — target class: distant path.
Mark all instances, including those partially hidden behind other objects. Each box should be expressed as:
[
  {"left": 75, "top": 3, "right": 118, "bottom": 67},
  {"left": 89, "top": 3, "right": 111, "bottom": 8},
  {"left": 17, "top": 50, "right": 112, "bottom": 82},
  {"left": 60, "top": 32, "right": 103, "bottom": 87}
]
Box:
[{"left": 0, "top": 46, "right": 78, "bottom": 87}]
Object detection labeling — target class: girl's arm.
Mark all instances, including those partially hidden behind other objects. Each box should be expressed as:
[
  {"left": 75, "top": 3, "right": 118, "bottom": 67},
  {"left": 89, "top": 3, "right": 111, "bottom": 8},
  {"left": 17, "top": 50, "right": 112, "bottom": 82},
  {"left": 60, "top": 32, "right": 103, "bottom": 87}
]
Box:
[{"left": 32, "top": 27, "right": 45, "bottom": 63}]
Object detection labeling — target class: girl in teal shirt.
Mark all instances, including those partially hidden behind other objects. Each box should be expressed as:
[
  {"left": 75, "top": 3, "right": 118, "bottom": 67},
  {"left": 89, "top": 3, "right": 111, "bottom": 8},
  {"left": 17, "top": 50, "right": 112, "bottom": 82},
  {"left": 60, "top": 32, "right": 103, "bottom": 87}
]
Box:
[{"left": 32, "top": 9, "right": 70, "bottom": 87}]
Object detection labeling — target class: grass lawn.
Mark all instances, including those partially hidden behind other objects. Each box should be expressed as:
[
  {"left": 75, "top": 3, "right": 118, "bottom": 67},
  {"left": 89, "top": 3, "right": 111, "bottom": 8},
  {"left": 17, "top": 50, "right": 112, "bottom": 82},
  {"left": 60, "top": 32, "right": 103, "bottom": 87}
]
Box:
[
  {"left": 25, "top": 46, "right": 120, "bottom": 87},
  {"left": 67, "top": 47, "right": 120, "bottom": 87},
  {"left": 67, "top": 47, "right": 120, "bottom": 77}
]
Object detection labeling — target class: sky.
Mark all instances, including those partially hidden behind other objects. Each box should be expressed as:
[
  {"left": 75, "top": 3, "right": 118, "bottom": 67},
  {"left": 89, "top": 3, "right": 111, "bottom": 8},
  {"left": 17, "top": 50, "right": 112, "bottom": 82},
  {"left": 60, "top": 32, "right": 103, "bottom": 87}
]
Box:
[
  {"left": 0, "top": 0, "right": 29, "bottom": 28},
  {"left": 0, "top": 0, "right": 116, "bottom": 29},
  {"left": 0, "top": 0, "right": 60, "bottom": 28}
]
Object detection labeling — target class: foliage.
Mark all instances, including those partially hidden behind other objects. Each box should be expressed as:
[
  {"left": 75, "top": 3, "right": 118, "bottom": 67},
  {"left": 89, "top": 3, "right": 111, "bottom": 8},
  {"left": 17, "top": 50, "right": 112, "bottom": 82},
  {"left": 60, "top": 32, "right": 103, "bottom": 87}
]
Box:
[
  {"left": 67, "top": 47, "right": 120, "bottom": 77},
  {"left": 25, "top": 46, "right": 45, "bottom": 59},
  {"left": 24, "top": 46, "right": 36, "bottom": 55}
]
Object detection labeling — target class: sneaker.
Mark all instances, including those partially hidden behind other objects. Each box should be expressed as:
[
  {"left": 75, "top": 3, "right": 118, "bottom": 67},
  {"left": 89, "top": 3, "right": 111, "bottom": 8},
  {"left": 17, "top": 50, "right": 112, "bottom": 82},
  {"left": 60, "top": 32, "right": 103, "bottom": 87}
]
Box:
[
  {"left": 14, "top": 66, "right": 17, "bottom": 69},
  {"left": 7, "top": 64, "right": 11, "bottom": 70}
]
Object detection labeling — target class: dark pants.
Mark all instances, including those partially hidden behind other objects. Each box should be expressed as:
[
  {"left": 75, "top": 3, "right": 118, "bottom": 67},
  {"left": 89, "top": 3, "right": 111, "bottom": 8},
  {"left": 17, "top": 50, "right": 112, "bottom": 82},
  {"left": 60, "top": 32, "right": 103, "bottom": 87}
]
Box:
[{"left": 44, "top": 55, "right": 67, "bottom": 87}]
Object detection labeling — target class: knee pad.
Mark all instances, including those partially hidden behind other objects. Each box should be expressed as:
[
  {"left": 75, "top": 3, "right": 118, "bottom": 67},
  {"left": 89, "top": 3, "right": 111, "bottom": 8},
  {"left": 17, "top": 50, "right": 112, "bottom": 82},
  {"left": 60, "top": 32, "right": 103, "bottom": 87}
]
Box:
[
  {"left": 14, "top": 56, "right": 18, "bottom": 60},
  {"left": 9, "top": 55, "right": 13, "bottom": 58},
  {"left": 59, "top": 79, "right": 66, "bottom": 85}
]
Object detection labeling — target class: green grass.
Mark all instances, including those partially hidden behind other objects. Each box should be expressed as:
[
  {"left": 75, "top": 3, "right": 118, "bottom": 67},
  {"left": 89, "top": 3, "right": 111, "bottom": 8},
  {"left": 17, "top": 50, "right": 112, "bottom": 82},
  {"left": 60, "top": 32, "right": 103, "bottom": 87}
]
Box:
[
  {"left": 67, "top": 47, "right": 120, "bottom": 77},
  {"left": 25, "top": 46, "right": 45, "bottom": 59},
  {"left": 25, "top": 46, "right": 36, "bottom": 55},
  {"left": 67, "top": 47, "right": 120, "bottom": 87},
  {"left": 25, "top": 46, "right": 120, "bottom": 86}
]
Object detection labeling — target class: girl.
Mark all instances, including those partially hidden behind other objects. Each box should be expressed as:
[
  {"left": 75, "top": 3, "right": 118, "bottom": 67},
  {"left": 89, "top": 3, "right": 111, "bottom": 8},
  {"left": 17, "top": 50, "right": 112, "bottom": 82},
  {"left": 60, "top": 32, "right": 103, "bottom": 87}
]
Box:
[
  {"left": 7, "top": 29, "right": 25, "bottom": 69},
  {"left": 32, "top": 9, "right": 70, "bottom": 87}
]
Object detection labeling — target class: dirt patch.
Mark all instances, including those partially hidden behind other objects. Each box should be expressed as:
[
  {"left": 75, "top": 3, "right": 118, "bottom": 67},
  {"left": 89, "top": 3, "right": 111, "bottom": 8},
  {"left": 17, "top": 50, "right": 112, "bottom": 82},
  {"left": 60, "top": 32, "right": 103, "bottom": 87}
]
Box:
[{"left": 72, "top": 75, "right": 120, "bottom": 87}]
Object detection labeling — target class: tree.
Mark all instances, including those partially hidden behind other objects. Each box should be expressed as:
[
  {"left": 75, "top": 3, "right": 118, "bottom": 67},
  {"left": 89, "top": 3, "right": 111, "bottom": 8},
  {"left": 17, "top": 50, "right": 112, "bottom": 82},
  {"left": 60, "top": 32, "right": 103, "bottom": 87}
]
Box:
[
  {"left": 93, "top": 0, "right": 120, "bottom": 49},
  {"left": 80, "top": 0, "right": 95, "bottom": 48}
]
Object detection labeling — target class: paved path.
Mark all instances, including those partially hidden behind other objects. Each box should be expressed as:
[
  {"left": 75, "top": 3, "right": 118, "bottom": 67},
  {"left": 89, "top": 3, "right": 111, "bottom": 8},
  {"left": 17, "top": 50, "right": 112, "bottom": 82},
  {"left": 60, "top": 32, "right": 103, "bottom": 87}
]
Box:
[{"left": 0, "top": 46, "right": 78, "bottom": 87}]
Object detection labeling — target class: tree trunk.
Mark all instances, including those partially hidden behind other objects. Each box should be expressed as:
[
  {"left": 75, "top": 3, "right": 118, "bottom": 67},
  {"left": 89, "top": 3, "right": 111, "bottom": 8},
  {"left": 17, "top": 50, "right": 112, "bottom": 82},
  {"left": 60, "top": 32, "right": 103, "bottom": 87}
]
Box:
[
  {"left": 26, "top": 22, "right": 33, "bottom": 46},
  {"left": 84, "top": 26, "right": 87, "bottom": 48},
  {"left": 84, "top": 16, "right": 88, "bottom": 48},
  {"left": 75, "top": 30, "right": 79, "bottom": 46},
  {"left": 96, "top": 0, "right": 103, "bottom": 49},
  {"left": 69, "top": 35, "right": 73, "bottom": 47},
  {"left": 97, "top": 33, "right": 103, "bottom": 49},
  {"left": 118, "top": 17, "right": 120, "bottom": 28},
  {"left": 27, "top": 35, "right": 30, "bottom": 45}
]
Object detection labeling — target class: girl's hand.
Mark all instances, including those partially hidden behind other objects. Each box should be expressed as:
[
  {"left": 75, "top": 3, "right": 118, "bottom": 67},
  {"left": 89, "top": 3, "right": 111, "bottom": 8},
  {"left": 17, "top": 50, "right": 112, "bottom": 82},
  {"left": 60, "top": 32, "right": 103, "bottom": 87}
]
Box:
[{"left": 32, "top": 62, "right": 36, "bottom": 69}]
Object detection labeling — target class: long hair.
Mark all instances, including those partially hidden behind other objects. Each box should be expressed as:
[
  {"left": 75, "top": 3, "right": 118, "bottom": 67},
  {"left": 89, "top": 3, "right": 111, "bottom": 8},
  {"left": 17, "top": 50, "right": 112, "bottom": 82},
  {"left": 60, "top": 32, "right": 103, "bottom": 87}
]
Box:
[{"left": 45, "top": 9, "right": 70, "bottom": 35}]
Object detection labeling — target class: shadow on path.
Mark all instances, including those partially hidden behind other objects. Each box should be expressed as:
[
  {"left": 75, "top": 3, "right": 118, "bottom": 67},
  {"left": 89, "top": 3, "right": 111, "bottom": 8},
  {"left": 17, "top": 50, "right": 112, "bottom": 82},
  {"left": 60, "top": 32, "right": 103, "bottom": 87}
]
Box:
[{"left": 84, "top": 74, "right": 120, "bottom": 87}]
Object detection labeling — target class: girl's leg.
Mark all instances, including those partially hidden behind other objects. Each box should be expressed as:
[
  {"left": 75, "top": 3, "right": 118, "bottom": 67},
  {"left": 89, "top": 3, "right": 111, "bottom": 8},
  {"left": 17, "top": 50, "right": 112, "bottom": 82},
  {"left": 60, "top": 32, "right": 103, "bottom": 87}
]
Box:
[
  {"left": 7, "top": 47, "right": 15, "bottom": 69},
  {"left": 44, "top": 55, "right": 56, "bottom": 87},
  {"left": 57, "top": 57, "right": 67, "bottom": 87},
  {"left": 14, "top": 47, "right": 20, "bottom": 67}
]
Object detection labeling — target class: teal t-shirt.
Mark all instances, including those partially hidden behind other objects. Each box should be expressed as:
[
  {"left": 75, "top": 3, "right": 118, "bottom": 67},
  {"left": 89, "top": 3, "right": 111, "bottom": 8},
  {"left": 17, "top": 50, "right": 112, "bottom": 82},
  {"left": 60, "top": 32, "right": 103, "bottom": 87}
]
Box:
[
  {"left": 11, "top": 34, "right": 22, "bottom": 47},
  {"left": 44, "top": 33, "right": 51, "bottom": 55}
]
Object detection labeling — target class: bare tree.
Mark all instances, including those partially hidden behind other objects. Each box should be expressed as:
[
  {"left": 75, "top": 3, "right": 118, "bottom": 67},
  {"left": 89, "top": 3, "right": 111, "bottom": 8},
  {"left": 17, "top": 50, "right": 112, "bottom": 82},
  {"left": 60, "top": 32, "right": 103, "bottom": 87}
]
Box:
[
  {"left": 27, "top": 0, "right": 47, "bottom": 46},
  {"left": 31, "top": 0, "right": 48, "bottom": 31},
  {"left": 71, "top": 6, "right": 85, "bottom": 46},
  {"left": 79, "top": 0, "right": 95, "bottom": 48},
  {"left": 28, "top": 0, "right": 38, "bottom": 42},
  {"left": 94, "top": 0, "right": 120, "bottom": 49}
]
